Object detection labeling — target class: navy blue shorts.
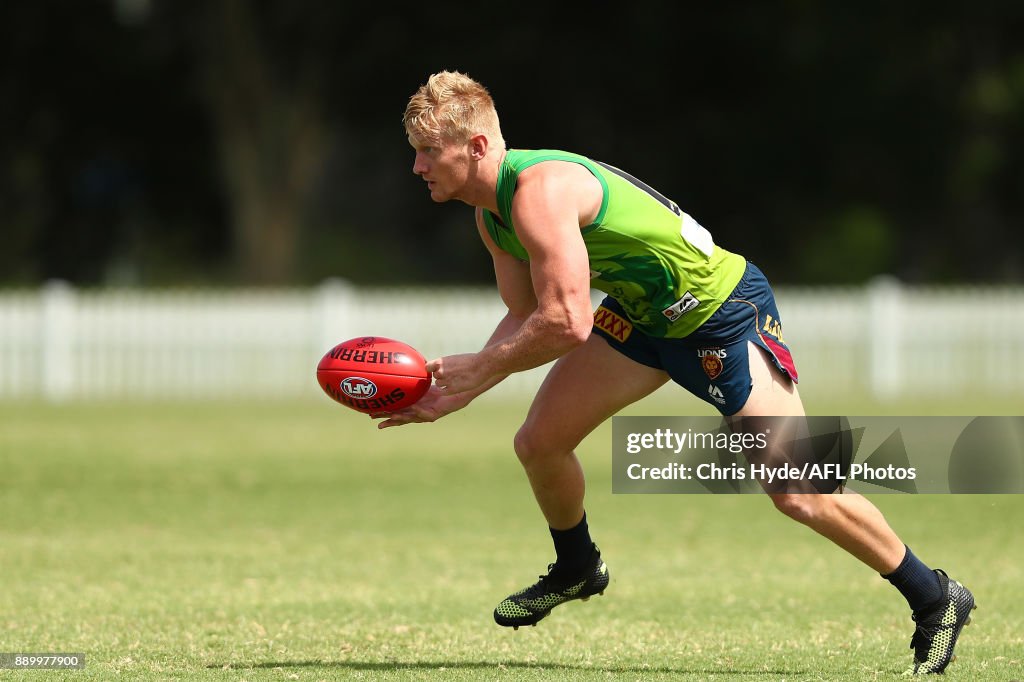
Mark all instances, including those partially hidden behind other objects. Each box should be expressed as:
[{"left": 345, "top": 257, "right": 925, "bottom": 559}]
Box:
[{"left": 591, "top": 261, "right": 798, "bottom": 416}]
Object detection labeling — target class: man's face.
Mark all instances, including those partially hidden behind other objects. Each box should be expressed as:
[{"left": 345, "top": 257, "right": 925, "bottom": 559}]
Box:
[{"left": 411, "top": 139, "right": 472, "bottom": 203}]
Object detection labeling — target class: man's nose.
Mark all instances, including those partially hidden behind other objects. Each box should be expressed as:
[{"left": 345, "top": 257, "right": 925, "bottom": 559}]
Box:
[{"left": 413, "top": 153, "right": 428, "bottom": 175}]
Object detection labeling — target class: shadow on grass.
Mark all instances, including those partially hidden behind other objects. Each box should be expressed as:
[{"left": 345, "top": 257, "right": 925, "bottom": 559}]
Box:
[{"left": 208, "top": 660, "right": 806, "bottom": 675}]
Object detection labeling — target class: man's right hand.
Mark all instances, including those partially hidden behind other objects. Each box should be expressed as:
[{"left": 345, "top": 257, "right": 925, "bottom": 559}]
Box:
[{"left": 370, "top": 385, "right": 468, "bottom": 428}]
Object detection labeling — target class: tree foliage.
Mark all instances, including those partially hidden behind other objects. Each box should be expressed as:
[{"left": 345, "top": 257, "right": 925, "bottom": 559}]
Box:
[{"left": 1, "top": 2, "right": 1022, "bottom": 285}]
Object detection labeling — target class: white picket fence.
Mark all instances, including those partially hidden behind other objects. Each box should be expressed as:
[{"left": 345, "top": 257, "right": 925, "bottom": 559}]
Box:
[{"left": 0, "top": 279, "right": 1022, "bottom": 402}]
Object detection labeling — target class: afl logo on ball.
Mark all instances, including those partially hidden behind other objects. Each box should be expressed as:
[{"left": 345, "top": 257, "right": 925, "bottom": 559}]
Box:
[{"left": 340, "top": 376, "right": 378, "bottom": 399}]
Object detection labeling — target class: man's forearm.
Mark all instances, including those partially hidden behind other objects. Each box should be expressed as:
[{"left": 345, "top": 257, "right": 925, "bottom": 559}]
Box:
[
  {"left": 447, "top": 311, "right": 529, "bottom": 405},
  {"left": 478, "top": 308, "right": 589, "bottom": 379}
]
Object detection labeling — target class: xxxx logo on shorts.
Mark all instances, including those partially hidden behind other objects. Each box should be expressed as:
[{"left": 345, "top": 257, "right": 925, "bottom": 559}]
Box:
[{"left": 594, "top": 306, "right": 633, "bottom": 342}]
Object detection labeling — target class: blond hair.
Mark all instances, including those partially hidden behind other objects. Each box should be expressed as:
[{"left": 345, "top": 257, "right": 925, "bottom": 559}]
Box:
[{"left": 403, "top": 71, "right": 505, "bottom": 148}]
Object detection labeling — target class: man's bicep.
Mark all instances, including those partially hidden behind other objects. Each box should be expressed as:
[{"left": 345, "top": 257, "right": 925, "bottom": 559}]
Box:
[
  {"left": 492, "top": 251, "right": 536, "bottom": 317},
  {"left": 476, "top": 208, "right": 536, "bottom": 317},
  {"left": 512, "top": 192, "right": 592, "bottom": 311}
]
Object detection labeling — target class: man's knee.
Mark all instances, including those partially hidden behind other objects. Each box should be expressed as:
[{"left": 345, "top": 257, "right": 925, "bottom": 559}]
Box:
[
  {"left": 770, "top": 492, "right": 828, "bottom": 525},
  {"left": 513, "top": 423, "right": 542, "bottom": 466},
  {"left": 513, "top": 421, "right": 573, "bottom": 467}
]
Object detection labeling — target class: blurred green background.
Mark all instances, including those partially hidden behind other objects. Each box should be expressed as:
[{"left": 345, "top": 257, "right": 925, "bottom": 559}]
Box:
[{"left": 2, "top": 4, "right": 1023, "bottom": 679}]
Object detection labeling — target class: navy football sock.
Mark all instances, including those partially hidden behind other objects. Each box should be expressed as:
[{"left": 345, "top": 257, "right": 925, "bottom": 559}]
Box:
[
  {"left": 882, "top": 545, "right": 943, "bottom": 612},
  {"left": 550, "top": 512, "right": 593, "bottom": 576}
]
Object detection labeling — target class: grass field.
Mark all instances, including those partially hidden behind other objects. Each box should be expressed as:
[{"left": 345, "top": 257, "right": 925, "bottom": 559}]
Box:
[{"left": 1, "top": 391, "right": 1022, "bottom": 681}]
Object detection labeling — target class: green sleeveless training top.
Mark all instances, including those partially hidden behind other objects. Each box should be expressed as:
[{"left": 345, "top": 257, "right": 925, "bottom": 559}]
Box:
[{"left": 481, "top": 149, "right": 746, "bottom": 338}]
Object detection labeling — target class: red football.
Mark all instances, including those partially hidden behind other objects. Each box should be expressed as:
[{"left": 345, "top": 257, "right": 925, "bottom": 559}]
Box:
[{"left": 316, "top": 336, "right": 431, "bottom": 414}]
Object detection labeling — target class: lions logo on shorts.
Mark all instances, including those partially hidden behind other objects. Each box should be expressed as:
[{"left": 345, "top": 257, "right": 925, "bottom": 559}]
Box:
[{"left": 697, "top": 348, "right": 727, "bottom": 380}]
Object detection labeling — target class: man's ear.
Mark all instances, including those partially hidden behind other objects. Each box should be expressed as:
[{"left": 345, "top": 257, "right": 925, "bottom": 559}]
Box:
[{"left": 468, "top": 134, "right": 489, "bottom": 161}]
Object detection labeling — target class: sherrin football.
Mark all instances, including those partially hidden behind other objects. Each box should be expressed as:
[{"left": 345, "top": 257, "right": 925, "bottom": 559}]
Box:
[{"left": 316, "top": 336, "right": 431, "bottom": 414}]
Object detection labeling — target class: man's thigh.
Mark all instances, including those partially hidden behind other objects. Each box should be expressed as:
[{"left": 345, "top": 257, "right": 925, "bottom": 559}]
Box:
[
  {"left": 520, "top": 334, "right": 669, "bottom": 451},
  {"left": 736, "top": 341, "right": 804, "bottom": 417}
]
